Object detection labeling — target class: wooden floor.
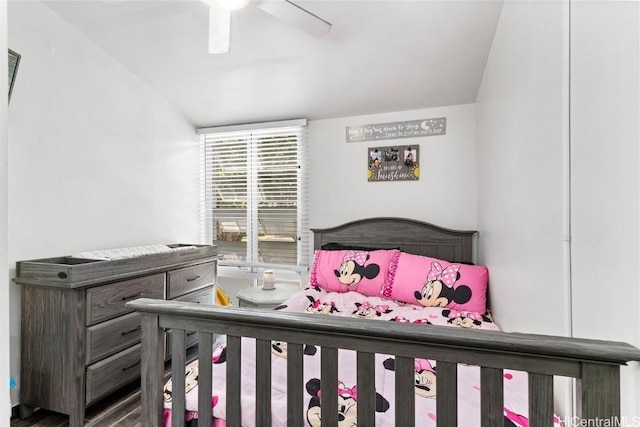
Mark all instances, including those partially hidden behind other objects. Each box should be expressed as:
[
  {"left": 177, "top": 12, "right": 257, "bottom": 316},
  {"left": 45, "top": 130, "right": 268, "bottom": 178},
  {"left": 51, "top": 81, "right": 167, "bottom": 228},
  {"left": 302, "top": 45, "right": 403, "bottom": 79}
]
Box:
[{"left": 10, "top": 380, "right": 144, "bottom": 427}]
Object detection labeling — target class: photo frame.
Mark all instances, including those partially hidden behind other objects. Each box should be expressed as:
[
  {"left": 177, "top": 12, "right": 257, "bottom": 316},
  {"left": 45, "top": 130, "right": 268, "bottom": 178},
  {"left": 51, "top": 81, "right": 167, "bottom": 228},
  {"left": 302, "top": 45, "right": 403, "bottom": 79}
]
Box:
[
  {"left": 8, "top": 49, "right": 21, "bottom": 102},
  {"left": 368, "top": 145, "right": 419, "bottom": 182}
]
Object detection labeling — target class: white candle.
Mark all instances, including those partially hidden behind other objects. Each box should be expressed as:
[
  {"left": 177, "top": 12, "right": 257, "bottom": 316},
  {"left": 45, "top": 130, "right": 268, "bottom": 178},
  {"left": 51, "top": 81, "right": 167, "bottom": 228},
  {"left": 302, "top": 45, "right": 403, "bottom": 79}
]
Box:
[{"left": 262, "top": 270, "right": 276, "bottom": 290}]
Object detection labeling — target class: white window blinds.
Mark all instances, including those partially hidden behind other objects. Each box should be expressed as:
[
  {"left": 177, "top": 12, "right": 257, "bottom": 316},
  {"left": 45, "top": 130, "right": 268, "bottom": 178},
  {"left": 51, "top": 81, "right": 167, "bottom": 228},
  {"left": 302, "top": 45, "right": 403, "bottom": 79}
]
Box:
[{"left": 199, "top": 120, "right": 309, "bottom": 277}]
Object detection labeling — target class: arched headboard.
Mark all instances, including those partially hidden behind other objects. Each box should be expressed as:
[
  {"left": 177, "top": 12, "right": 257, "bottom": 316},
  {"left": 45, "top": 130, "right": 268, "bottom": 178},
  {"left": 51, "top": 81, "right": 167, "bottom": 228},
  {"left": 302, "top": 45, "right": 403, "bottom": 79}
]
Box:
[{"left": 311, "top": 217, "right": 477, "bottom": 263}]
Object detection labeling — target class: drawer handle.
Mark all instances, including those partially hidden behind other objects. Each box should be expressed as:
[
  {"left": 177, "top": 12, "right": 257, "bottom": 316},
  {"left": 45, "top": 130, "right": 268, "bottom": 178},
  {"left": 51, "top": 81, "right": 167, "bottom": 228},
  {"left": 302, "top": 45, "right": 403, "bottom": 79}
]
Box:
[
  {"left": 122, "top": 360, "right": 141, "bottom": 372},
  {"left": 121, "top": 292, "right": 143, "bottom": 301},
  {"left": 186, "top": 275, "right": 201, "bottom": 282},
  {"left": 121, "top": 326, "right": 141, "bottom": 336}
]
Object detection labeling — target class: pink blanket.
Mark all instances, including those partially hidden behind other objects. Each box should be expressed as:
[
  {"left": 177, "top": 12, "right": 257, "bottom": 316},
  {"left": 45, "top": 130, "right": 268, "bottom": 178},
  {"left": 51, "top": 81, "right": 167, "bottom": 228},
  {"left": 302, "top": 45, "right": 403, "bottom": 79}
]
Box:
[{"left": 163, "top": 287, "right": 563, "bottom": 427}]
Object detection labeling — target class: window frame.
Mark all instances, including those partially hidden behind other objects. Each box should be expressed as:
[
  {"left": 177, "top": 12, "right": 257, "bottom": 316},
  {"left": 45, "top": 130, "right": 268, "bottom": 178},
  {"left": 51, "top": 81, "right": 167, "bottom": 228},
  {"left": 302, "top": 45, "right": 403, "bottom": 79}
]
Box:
[{"left": 198, "top": 119, "right": 309, "bottom": 284}]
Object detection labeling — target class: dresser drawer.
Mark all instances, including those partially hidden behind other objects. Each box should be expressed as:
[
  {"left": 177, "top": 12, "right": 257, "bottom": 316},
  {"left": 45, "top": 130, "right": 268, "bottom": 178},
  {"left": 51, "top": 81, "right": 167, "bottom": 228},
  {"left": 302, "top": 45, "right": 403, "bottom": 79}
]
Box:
[
  {"left": 165, "top": 286, "right": 213, "bottom": 360},
  {"left": 167, "top": 262, "right": 214, "bottom": 299},
  {"left": 86, "top": 312, "right": 141, "bottom": 365},
  {"left": 173, "top": 285, "right": 214, "bottom": 304},
  {"left": 86, "top": 273, "right": 165, "bottom": 325},
  {"left": 86, "top": 343, "right": 141, "bottom": 404}
]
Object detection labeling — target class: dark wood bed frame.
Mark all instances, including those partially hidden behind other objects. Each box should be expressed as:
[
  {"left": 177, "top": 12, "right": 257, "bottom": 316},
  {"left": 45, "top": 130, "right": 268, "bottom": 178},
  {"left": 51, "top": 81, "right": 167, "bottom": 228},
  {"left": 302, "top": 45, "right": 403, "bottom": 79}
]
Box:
[
  {"left": 312, "top": 217, "right": 476, "bottom": 262},
  {"left": 127, "top": 217, "right": 640, "bottom": 427}
]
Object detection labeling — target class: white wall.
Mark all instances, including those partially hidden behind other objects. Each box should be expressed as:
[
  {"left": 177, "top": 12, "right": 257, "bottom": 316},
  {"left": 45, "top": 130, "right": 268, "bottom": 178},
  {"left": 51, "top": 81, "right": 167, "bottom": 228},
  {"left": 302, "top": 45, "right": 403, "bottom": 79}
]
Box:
[
  {"left": 475, "top": 0, "right": 572, "bottom": 416},
  {"left": 570, "top": 0, "right": 640, "bottom": 418},
  {"left": 308, "top": 104, "right": 478, "bottom": 231},
  {"left": 476, "top": 0, "right": 568, "bottom": 336},
  {"left": 1, "top": 1, "right": 10, "bottom": 423},
  {"left": 7, "top": 1, "right": 201, "bottom": 408},
  {"left": 477, "top": 0, "right": 640, "bottom": 420}
]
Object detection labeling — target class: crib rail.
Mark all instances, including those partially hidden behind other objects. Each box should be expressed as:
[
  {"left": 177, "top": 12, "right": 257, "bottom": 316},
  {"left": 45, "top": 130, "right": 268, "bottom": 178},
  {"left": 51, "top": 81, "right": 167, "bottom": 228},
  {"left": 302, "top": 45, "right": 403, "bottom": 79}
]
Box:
[{"left": 127, "top": 298, "right": 640, "bottom": 427}]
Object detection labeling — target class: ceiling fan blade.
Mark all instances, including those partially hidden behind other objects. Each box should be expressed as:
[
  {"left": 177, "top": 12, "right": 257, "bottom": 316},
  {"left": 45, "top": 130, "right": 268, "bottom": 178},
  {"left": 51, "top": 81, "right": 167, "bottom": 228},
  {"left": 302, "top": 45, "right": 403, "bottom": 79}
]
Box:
[
  {"left": 255, "top": 0, "right": 332, "bottom": 39},
  {"left": 208, "top": 6, "right": 231, "bottom": 54}
]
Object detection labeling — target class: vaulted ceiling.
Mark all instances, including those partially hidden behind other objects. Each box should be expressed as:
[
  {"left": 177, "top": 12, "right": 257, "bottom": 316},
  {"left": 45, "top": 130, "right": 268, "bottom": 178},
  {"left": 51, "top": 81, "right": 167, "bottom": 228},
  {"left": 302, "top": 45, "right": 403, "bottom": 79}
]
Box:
[{"left": 44, "top": 0, "right": 504, "bottom": 128}]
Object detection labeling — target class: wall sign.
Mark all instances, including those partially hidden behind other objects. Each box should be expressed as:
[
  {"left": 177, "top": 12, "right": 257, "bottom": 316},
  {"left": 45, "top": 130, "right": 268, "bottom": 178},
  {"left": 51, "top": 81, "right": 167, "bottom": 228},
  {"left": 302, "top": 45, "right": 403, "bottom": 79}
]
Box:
[
  {"left": 368, "top": 145, "right": 419, "bottom": 182},
  {"left": 347, "top": 117, "right": 446, "bottom": 142}
]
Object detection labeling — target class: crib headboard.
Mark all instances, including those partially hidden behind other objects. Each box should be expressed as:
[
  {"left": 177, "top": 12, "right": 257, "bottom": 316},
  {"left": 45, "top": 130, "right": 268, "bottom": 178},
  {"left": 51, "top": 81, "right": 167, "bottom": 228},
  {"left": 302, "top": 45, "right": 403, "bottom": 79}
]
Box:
[{"left": 311, "top": 217, "right": 476, "bottom": 264}]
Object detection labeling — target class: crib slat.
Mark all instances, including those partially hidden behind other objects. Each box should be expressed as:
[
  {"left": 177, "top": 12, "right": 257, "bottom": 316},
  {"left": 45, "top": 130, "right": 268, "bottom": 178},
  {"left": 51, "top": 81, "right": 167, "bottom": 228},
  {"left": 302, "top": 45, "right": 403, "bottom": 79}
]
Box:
[
  {"left": 436, "top": 361, "right": 457, "bottom": 426},
  {"left": 139, "top": 313, "right": 164, "bottom": 427},
  {"left": 226, "top": 335, "right": 242, "bottom": 427},
  {"left": 286, "top": 343, "right": 304, "bottom": 427},
  {"left": 321, "top": 346, "right": 339, "bottom": 427},
  {"left": 198, "top": 332, "right": 213, "bottom": 427},
  {"left": 357, "top": 352, "right": 376, "bottom": 426},
  {"left": 577, "top": 363, "right": 620, "bottom": 421},
  {"left": 256, "top": 338, "right": 272, "bottom": 427},
  {"left": 480, "top": 367, "right": 503, "bottom": 427},
  {"left": 395, "top": 356, "right": 415, "bottom": 427},
  {"left": 528, "top": 372, "right": 553, "bottom": 427},
  {"left": 171, "top": 329, "right": 186, "bottom": 427}
]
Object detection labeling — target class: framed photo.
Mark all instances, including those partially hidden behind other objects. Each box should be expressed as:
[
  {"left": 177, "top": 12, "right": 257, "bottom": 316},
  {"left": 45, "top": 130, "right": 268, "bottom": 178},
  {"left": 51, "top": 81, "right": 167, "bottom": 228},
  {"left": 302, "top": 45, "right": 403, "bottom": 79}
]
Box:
[
  {"left": 8, "top": 49, "right": 21, "bottom": 102},
  {"left": 368, "top": 145, "right": 419, "bottom": 182}
]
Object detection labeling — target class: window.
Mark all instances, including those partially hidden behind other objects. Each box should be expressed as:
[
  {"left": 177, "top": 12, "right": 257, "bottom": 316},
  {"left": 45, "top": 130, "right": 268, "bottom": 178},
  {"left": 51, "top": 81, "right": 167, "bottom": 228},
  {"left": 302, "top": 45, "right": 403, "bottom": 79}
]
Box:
[{"left": 199, "top": 120, "right": 309, "bottom": 281}]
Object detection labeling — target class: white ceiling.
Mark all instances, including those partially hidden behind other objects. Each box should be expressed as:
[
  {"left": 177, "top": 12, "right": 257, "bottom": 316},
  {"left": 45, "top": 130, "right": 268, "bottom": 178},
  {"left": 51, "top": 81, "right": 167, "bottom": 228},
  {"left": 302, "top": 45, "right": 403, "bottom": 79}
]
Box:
[{"left": 44, "top": 0, "right": 504, "bottom": 128}]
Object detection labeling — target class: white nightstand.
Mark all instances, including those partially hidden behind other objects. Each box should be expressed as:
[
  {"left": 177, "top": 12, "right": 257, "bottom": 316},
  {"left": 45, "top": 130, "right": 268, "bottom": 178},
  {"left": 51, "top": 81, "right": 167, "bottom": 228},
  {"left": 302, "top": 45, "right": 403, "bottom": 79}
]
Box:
[{"left": 236, "top": 284, "right": 300, "bottom": 309}]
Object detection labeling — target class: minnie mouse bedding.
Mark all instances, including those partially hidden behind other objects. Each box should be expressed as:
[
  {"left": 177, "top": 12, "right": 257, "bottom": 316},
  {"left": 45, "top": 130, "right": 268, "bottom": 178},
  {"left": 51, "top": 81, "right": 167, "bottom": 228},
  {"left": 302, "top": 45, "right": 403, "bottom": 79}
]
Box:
[{"left": 163, "top": 287, "right": 563, "bottom": 427}]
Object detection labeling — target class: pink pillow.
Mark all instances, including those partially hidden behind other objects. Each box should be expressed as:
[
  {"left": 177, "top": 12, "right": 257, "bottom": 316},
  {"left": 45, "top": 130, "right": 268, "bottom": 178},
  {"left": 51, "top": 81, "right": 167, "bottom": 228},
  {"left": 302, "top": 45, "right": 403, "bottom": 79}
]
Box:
[
  {"left": 381, "top": 252, "right": 488, "bottom": 313},
  {"left": 310, "top": 249, "right": 400, "bottom": 296}
]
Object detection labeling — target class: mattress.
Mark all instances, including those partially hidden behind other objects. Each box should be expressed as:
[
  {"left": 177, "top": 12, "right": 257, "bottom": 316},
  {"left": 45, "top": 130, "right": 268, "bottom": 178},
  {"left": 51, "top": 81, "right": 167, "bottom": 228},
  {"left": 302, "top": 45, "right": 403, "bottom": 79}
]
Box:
[{"left": 163, "top": 287, "right": 563, "bottom": 427}]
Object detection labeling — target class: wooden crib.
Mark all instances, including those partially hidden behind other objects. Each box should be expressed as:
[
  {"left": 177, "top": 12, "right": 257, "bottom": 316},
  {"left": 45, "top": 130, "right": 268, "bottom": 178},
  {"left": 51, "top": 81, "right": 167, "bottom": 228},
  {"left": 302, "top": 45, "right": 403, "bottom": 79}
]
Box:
[{"left": 127, "top": 218, "right": 640, "bottom": 427}]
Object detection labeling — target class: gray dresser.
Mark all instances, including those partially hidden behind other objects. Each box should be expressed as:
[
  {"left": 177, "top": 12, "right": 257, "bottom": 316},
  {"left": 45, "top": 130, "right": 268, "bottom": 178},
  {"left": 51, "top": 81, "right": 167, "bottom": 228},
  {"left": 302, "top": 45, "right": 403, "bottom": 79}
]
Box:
[{"left": 14, "top": 244, "right": 218, "bottom": 426}]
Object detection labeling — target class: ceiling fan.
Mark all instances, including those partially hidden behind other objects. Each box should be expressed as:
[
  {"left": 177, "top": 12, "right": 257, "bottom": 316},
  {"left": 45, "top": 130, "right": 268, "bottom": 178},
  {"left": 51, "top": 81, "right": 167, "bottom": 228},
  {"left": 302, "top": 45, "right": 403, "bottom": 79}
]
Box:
[{"left": 202, "top": 0, "right": 332, "bottom": 54}]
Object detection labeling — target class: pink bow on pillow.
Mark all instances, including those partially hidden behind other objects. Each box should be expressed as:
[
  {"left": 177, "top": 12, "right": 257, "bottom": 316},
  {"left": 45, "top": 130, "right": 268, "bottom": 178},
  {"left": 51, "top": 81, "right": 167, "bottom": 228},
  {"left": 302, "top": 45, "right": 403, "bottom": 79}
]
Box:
[
  {"left": 426, "top": 261, "right": 460, "bottom": 287},
  {"left": 344, "top": 250, "right": 369, "bottom": 266}
]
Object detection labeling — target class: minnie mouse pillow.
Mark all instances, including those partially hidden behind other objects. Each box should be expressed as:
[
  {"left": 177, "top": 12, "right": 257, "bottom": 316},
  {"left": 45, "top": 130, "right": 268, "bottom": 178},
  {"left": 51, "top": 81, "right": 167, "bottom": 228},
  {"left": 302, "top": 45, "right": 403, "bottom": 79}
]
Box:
[
  {"left": 381, "top": 252, "right": 488, "bottom": 313},
  {"left": 309, "top": 249, "right": 400, "bottom": 296}
]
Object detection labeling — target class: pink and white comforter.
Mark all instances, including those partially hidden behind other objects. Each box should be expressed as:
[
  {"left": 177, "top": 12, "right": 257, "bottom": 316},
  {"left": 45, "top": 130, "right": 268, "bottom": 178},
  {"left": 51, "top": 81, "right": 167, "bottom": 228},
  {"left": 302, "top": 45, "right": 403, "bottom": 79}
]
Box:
[{"left": 163, "top": 287, "right": 563, "bottom": 427}]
